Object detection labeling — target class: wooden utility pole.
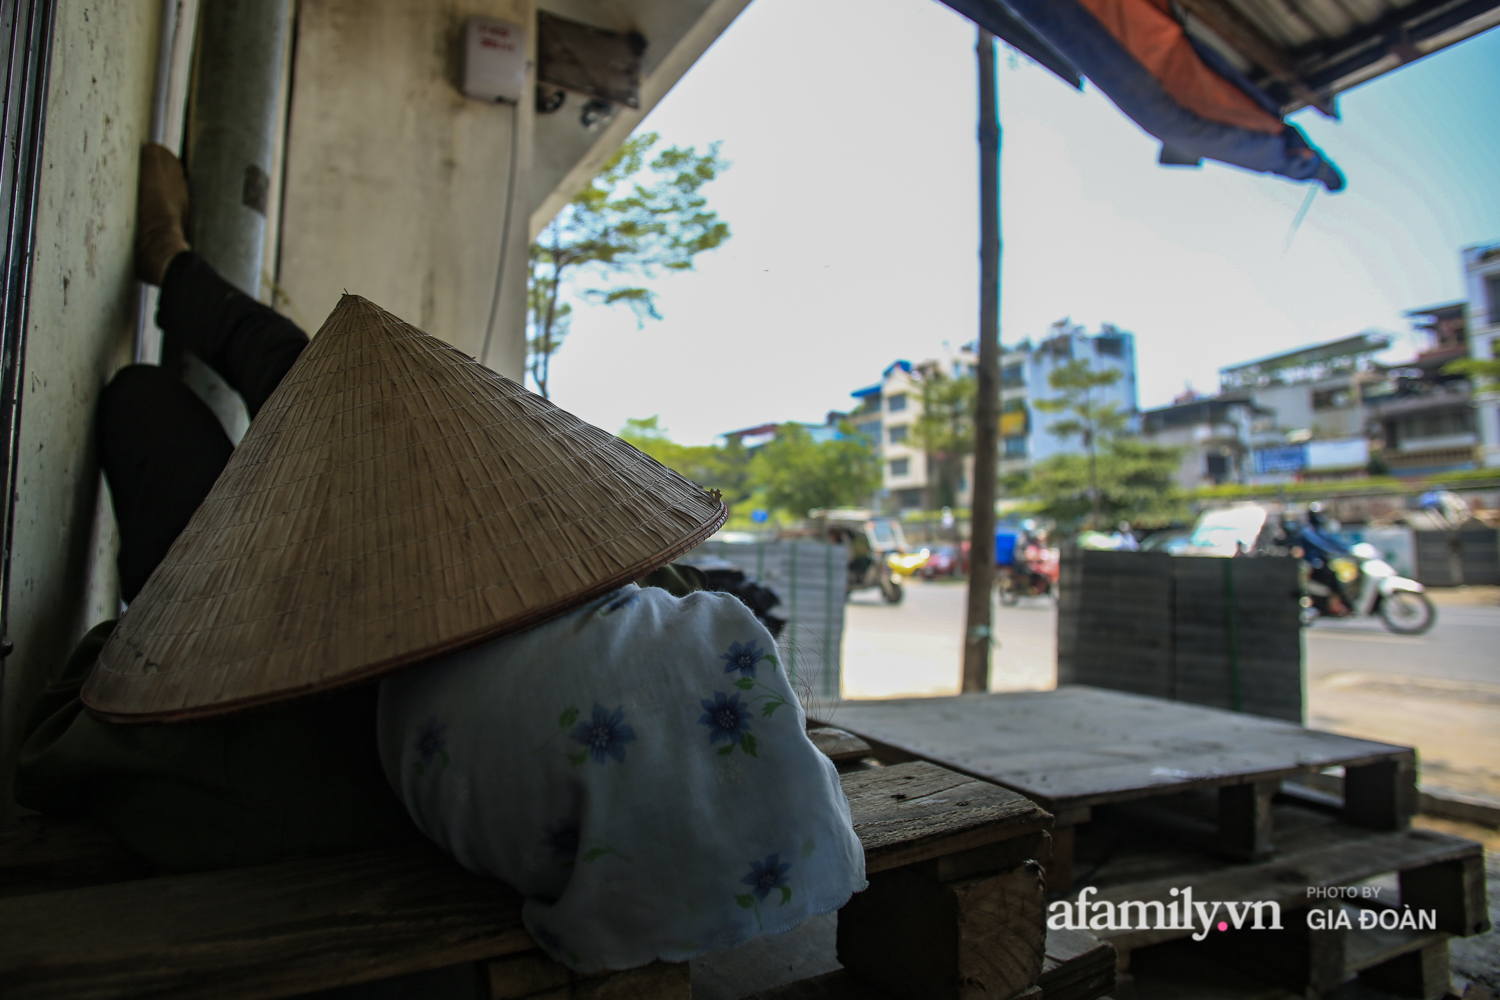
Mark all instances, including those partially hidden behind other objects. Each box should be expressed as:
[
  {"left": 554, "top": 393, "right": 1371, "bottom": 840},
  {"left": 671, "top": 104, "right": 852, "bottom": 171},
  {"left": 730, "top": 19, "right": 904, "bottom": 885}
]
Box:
[{"left": 964, "top": 28, "right": 1002, "bottom": 692}]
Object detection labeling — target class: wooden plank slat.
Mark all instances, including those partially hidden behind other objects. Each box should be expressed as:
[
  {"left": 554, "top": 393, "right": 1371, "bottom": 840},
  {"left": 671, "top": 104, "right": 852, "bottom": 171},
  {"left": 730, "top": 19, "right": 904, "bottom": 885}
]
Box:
[
  {"left": 1075, "top": 813, "right": 1483, "bottom": 951},
  {"left": 808, "top": 727, "right": 874, "bottom": 764},
  {"left": 842, "top": 762, "right": 1052, "bottom": 874},
  {"left": 0, "top": 844, "right": 532, "bottom": 1000},
  {"left": 1037, "top": 928, "right": 1115, "bottom": 1000},
  {"left": 1400, "top": 855, "right": 1491, "bottom": 937},
  {"left": 0, "top": 760, "right": 1050, "bottom": 1000},
  {"left": 1357, "top": 940, "right": 1450, "bottom": 999},
  {"left": 837, "top": 863, "right": 1047, "bottom": 1000},
  {"left": 1344, "top": 758, "right": 1418, "bottom": 831},
  {"left": 1342, "top": 912, "right": 1449, "bottom": 976},
  {"left": 487, "top": 954, "right": 691, "bottom": 1000},
  {"left": 0, "top": 815, "right": 155, "bottom": 901},
  {"left": 1218, "top": 781, "right": 1277, "bottom": 860}
]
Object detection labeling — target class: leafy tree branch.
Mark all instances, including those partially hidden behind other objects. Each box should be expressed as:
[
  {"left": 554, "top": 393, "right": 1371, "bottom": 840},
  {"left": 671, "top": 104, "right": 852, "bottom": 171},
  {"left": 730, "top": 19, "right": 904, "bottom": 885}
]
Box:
[
  {"left": 1033, "top": 359, "right": 1128, "bottom": 529},
  {"left": 528, "top": 132, "right": 731, "bottom": 398}
]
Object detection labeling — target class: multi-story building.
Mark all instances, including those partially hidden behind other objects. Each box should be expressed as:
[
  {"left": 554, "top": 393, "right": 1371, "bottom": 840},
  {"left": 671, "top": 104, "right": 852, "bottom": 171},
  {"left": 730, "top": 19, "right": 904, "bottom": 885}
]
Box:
[
  {"left": 1022, "top": 322, "right": 1140, "bottom": 464},
  {"left": 1365, "top": 302, "right": 1479, "bottom": 475},
  {"left": 850, "top": 322, "right": 1139, "bottom": 511},
  {"left": 1465, "top": 242, "right": 1500, "bottom": 468},
  {"left": 849, "top": 359, "right": 948, "bottom": 512},
  {"left": 1187, "top": 307, "right": 1484, "bottom": 483},
  {"left": 1139, "top": 394, "right": 1277, "bottom": 490},
  {"left": 1212, "top": 333, "right": 1388, "bottom": 482}
]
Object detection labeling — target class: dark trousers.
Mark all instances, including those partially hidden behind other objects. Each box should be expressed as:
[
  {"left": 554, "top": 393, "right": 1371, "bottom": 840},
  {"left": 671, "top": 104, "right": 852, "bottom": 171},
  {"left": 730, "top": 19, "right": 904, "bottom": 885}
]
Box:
[{"left": 99, "top": 253, "right": 308, "bottom": 601}]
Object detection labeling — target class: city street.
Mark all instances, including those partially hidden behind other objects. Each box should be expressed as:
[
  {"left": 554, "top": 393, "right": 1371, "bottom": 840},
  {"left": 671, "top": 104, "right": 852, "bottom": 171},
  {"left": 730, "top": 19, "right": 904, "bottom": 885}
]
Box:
[{"left": 839, "top": 577, "right": 1500, "bottom": 803}]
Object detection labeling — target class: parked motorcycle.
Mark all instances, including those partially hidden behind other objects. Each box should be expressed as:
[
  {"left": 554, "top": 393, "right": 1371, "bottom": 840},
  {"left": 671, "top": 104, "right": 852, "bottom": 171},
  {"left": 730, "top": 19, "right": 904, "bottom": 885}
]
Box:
[{"left": 1302, "top": 541, "right": 1435, "bottom": 635}]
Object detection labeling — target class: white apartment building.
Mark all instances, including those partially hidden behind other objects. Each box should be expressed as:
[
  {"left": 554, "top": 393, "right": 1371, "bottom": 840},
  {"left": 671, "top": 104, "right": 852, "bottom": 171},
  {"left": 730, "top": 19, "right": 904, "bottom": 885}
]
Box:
[
  {"left": 851, "top": 360, "right": 946, "bottom": 511},
  {"left": 850, "top": 323, "right": 1139, "bottom": 511},
  {"left": 1023, "top": 323, "right": 1140, "bottom": 464}
]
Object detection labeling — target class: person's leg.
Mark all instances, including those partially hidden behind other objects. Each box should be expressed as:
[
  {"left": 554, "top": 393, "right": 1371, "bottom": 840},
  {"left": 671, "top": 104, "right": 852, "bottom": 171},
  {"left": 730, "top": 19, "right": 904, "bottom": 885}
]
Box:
[
  {"left": 98, "top": 365, "right": 234, "bottom": 602},
  {"left": 156, "top": 251, "right": 308, "bottom": 418},
  {"left": 137, "top": 143, "right": 308, "bottom": 418}
]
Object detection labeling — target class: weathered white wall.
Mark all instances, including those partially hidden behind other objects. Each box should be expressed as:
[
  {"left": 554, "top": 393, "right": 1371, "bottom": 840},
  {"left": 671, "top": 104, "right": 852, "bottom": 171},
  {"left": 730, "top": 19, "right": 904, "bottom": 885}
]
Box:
[
  {"left": 276, "top": 0, "right": 536, "bottom": 377},
  {"left": 1, "top": 1, "right": 162, "bottom": 821}
]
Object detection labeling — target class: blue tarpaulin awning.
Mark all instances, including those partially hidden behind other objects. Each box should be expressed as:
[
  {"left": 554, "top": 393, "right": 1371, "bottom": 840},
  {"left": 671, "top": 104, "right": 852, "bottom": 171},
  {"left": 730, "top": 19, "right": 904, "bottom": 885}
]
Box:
[{"left": 939, "top": 0, "right": 1500, "bottom": 188}]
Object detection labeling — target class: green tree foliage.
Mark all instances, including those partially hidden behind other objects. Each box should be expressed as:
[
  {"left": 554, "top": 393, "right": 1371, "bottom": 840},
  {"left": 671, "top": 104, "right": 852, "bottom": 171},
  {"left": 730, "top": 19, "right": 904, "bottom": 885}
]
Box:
[
  {"left": 1443, "top": 344, "right": 1500, "bottom": 390},
  {"left": 618, "top": 417, "right": 755, "bottom": 510},
  {"left": 528, "top": 132, "right": 731, "bottom": 397},
  {"left": 1011, "top": 438, "right": 1187, "bottom": 529},
  {"left": 911, "top": 370, "right": 976, "bottom": 510},
  {"left": 1033, "top": 359, "right": 1129, "bottom": 528},
  {"left": 616, "top": 418, "right": 879, "bottom": 521},
  {"left": 752, "top": 423, "right": 882, "bottom": 519}
]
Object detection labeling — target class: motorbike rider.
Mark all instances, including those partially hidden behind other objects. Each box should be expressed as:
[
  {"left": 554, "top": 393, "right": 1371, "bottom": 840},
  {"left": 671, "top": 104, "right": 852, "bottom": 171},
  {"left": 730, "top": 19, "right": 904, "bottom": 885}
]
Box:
[
  {"left": 1015, "top": 527, "right": 1054, "bottom": 595},
  {"left": 1291, "top": 503, "right": 1353, "bottom": 615}
]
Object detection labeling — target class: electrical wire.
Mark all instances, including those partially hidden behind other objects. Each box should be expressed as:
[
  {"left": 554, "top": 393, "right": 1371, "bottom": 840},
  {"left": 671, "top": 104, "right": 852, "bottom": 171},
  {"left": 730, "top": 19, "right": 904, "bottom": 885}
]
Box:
[{"left": 480, "top": 100, "right": 522, "bottom": 370}]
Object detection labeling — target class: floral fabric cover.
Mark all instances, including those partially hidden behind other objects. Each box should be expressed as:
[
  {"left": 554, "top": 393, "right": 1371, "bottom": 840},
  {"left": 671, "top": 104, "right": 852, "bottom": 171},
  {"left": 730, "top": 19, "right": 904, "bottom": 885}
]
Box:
[{"left": 377, "top": 584, "right": 866, "bottom": 973}]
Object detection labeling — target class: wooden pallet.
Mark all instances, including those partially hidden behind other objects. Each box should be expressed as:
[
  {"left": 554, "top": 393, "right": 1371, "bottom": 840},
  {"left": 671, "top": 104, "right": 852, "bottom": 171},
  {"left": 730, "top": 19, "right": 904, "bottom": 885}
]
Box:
[
  {"left": 0, "top": 759, "right": 1059, "bottom": 1000},
  {"left": 716, "top": 929, "right": 1114, "bottom": 1000},
  {"left": 823, "top": 687, "right": 1420, "bottom": 887},
  {"left": 1072, "top": 800, "right": 1487, "bottom": 998}
]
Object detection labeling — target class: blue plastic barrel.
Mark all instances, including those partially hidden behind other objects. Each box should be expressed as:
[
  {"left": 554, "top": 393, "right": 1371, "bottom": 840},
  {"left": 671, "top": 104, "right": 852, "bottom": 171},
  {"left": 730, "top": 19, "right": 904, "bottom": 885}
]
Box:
[{"left": 995, "top": 531, "right": 1018, "bottom": 566}]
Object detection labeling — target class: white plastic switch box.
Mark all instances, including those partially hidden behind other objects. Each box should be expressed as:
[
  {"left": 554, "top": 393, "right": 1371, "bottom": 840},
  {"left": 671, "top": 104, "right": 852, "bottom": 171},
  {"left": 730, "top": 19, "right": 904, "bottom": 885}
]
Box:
[{"left": 462, "top": 16, "right": 527, "bottom": 103}]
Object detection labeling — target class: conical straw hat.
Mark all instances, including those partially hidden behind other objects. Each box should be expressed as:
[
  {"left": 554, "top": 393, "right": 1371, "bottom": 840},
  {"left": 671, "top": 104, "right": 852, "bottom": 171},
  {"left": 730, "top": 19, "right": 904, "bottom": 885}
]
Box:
[{"left": 84, "top": 295, "right": 726, "bottom": 722}]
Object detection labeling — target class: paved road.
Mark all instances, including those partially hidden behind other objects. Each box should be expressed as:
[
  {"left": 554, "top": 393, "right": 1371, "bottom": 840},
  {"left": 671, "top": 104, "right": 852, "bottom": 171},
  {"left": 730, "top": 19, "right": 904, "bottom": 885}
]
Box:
[
  {"left": 840, "top": 578, "right": 1500, "bottom": 801},
  {"left": 1304, "top": 594, "right": 1500, "bottom": 685},
  {"left": 840, "top": 579, "right": 1054, "bottom": 700}
]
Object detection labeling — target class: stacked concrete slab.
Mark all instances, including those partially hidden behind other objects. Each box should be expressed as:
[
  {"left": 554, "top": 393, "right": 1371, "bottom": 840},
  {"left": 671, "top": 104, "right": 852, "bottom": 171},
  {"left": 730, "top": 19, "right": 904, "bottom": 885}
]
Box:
[{"left": 1056, "top": 548, "right": 1304, "bottom": 722}]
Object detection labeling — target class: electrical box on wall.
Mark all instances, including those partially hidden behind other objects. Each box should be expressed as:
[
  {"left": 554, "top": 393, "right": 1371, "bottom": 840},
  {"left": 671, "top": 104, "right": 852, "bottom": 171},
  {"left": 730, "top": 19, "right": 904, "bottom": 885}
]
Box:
[{"left": 462, "top": 16, "right": 527, "bottom": 103}]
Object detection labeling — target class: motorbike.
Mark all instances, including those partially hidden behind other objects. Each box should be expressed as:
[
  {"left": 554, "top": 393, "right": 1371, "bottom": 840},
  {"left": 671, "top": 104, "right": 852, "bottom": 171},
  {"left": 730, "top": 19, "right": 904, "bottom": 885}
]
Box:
[
  {"left": 997, "top": 541, "right": 1058, "bottom": 606},
  {"left": 1302, "top": 541, "right": 1435, "bottom": 635}
]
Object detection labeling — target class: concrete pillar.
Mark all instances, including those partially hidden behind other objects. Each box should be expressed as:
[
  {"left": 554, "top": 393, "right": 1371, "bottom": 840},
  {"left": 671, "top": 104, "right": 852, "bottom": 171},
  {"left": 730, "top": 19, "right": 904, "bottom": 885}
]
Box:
[
  {"left": 187, "top": 0, "right": 291, "bottom": 296},
  {"left": 179, "top": 0, "right": 291, "bottom": 443}
]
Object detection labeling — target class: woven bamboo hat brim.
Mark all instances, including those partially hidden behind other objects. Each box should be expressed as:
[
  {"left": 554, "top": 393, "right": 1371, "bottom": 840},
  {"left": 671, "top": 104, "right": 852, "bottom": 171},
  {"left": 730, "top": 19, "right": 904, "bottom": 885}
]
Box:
[{"left": 84, "top": 295, "right": 726, "bottom": 723}]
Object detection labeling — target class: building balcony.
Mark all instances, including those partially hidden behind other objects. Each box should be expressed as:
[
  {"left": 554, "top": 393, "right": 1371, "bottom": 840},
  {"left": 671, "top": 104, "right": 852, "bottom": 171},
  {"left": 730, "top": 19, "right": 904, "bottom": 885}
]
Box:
[
  {"left": 1395, "top": 432, "right": 1478, "bottom": 453},
  {"left": 1366, "top": 383, "right": 1471, "bottom": 416}
]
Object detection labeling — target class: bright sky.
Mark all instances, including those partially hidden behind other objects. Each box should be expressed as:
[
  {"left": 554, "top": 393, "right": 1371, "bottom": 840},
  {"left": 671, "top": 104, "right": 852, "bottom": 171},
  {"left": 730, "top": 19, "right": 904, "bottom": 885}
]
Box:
[{"left": 545, "top": 0, "right": 1500, "bottom": 446}]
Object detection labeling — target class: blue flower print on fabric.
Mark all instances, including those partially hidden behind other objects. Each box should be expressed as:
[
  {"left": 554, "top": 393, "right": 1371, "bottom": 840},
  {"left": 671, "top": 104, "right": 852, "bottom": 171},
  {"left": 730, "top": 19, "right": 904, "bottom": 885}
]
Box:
[
  {"left": 569, "top": 703, "right": 636, "bottom": 765},
  {"left": 412, "top": 716, "right": 449, "bottom": 776},
  {"left": 720, "top": 639, "right": 770, "bottom": 678},
  {"left": 735, "top": 854, "right": 793, "bottom": 930},
  {"left": 700, "top": 691, "right": 758, "bottom": 757},
  {"left": 741, "top": 854, "right": 792, "bottom": 903},
  {"left": 717, "top": 640, "right": 791, "bottom": 721},
  {"left": 543, "top": 816, "right": 632, "bottom": 867}
]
